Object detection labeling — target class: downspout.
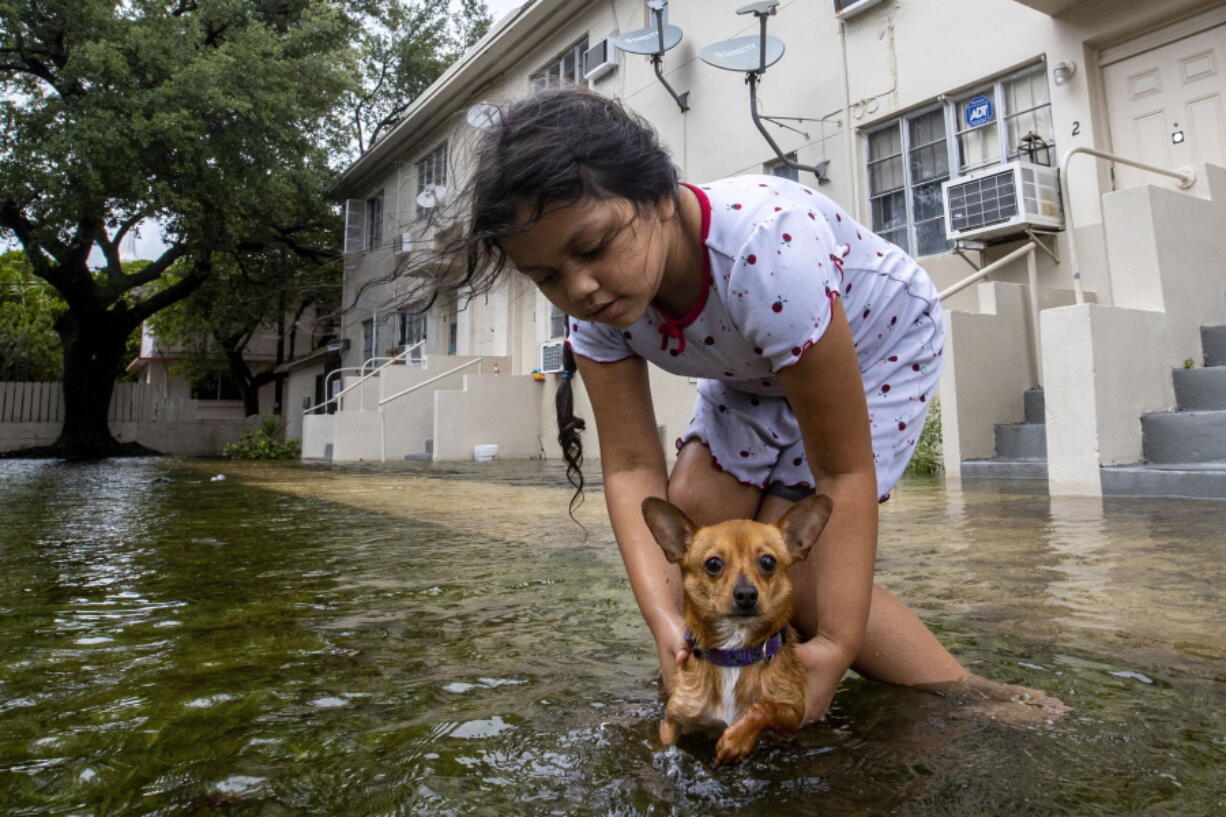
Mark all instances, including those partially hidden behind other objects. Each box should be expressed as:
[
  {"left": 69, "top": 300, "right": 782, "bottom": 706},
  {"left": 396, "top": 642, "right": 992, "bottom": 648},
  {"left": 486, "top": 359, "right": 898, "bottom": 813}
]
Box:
[{"left": 839, "top": 19, "right": 860, "bottom": 220}]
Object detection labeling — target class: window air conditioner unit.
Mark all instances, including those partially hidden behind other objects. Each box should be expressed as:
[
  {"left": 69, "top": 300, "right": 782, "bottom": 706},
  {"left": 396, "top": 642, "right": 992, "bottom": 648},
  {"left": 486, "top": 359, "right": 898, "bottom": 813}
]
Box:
[
  {"left": 394, "top": 233, "right": 415, "bottom": 256},
  {"left": 834, "top": 0, "right": 886, "bottom": 19},
  {"left": 942, "top": 160, "right": 1064, "bottom": 243},
  {"left": 539, "top": 340, "right": 566, "bottom": 374},
  {"left": 583, "top": 37, "right": 619, "bottom": 82}
]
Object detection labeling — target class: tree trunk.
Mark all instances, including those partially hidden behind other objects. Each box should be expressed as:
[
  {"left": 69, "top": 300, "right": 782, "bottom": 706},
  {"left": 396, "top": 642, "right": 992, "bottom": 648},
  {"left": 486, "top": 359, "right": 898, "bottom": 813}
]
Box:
[{"left": 50, "top": 310, "right": 154, "bottom": 459}]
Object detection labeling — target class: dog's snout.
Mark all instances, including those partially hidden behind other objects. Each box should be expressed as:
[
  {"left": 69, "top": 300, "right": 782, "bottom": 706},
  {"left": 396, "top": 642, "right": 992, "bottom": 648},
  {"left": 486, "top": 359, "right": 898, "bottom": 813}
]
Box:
[{"left": 732, "top": 575, "right": 758, "bottom": 611}]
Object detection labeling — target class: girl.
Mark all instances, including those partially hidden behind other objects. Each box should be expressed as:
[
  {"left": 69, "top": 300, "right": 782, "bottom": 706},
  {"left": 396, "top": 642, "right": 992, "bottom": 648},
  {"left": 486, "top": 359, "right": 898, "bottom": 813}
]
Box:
[{"left": 458, "top": 87, "right": 1060, "bottom": 723}]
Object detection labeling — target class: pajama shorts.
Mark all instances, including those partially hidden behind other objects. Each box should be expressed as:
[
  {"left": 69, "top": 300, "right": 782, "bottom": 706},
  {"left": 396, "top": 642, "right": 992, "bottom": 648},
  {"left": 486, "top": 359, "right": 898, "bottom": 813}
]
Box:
[{"left": 675, "top": 340, "right": 942, "bottom": 504}]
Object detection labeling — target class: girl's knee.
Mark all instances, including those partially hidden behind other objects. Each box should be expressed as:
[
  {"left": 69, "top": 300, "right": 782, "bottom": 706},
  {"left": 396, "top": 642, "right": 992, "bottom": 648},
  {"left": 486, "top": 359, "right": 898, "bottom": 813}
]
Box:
[{"left": 667, "top": 441, "right": 759, "bottom": 527}]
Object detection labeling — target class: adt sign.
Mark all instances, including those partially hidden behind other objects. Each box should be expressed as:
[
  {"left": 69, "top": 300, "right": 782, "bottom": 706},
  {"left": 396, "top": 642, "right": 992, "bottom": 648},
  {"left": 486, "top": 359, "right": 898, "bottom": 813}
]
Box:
[{"left": 965, "top": 95, "right": 994, "bottom": 129}]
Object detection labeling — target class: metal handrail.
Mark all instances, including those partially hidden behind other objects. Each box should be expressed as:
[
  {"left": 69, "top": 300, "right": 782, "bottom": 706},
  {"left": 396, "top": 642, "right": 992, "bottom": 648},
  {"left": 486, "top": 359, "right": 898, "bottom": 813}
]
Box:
[
  {"left": 302, "top": 340, "right": 425, "bottom": 414},
  {"left": 939, "top": 242, "right": 1044, "bottom": 387},
  {"left": 1060, "top": 146, "right": 1196, "bottom": 305},
  {"left": 377, "top": 356, "right": 486, "bottom": 408},
  {"left": 378, "top": 356, "right": 487, "bottom": 461}
]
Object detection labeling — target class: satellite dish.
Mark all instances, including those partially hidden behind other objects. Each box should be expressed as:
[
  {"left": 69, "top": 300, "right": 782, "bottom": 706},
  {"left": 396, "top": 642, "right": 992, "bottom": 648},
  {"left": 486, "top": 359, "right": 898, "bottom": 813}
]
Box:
[
  {"left": 696, "top": 1, "right": 829, "bottom": 184},
  {"left": 612, "top": 1, "right": 690, "bottom": 112},
  {"left": 611, "top": 24, "right": 683, "bottom": 55},
  {"left": 736, "top": 1, "right": 779, "bottom": 15},
  {"left": 416, "top": 184, "right": 447, "bottom": 209},
  {"left": 699, "top": 35, "right": 784, "bottom": 72},
  {"left": 466, "top": 102, "right": 501, "bottom": 131}
]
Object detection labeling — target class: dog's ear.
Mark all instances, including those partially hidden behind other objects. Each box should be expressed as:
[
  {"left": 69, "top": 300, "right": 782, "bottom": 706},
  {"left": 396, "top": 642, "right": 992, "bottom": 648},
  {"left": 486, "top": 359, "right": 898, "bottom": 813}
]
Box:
[
  {"left": 776, "top": 494, "right": 833, "bottom": 561},
  {"left": 641, "top": 497, "right": 697, "bottom": 564}
]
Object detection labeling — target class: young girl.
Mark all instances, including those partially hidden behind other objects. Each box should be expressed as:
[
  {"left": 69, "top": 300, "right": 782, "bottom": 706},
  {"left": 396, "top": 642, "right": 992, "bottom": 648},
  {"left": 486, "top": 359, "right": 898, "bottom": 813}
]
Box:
[{"left": 459, "top": 87, "right": 1060, "bottom": 723}]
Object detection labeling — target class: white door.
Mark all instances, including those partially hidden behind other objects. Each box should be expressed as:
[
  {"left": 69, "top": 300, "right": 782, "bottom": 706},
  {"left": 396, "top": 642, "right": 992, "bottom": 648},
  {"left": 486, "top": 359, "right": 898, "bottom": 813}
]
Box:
[{"left": 1103, "top": 22, "right": 1226, "bottom": 190}]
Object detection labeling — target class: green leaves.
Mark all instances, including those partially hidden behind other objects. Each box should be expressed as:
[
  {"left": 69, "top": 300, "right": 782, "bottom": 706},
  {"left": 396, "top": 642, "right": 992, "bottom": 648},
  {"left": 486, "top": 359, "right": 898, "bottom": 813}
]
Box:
[{"left": 0, "top": 251, "right": 63, "bottom": 381}]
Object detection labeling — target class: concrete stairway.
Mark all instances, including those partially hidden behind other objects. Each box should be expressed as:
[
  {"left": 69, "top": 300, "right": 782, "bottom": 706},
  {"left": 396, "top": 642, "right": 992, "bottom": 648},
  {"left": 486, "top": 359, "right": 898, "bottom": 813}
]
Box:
[
  {"left": 1101, "top": 325, "right": 1226, "bottom": 500},
  {"left": 960, "top": 387, "right": 1048, "bottom": 480}
]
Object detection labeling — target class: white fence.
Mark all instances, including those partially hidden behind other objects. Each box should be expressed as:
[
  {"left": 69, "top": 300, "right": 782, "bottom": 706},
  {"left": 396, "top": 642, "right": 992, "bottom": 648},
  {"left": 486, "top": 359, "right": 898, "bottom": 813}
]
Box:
[
  {"left": 0, "top": 381, "right": 259, "bottom": 456},
  {"left": 0, "top": 382, "right": 196, "bottom": 425}
]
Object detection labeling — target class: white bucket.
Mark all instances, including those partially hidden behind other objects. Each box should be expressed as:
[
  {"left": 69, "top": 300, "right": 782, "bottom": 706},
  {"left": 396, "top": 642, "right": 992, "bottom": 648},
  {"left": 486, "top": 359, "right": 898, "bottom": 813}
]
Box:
[{"left": 473, "top": 444, "right": 498, "bottom": 462}]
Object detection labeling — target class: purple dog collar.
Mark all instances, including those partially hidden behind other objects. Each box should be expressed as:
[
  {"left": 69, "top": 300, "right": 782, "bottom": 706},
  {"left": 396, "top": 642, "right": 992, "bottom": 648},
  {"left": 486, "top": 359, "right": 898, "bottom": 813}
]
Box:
[{"left": 684, "top": 628, "right": 787, "bottom": 668}]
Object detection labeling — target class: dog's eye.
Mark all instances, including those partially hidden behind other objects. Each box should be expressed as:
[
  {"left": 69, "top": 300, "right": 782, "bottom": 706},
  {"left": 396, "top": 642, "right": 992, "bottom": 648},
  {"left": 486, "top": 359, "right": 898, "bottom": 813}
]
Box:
[
  {"left": 759, "top": 555, "right": 777, "bottom": 573},
  {"left": 704, "top": 557, "right": 723, "bottom": 575}
]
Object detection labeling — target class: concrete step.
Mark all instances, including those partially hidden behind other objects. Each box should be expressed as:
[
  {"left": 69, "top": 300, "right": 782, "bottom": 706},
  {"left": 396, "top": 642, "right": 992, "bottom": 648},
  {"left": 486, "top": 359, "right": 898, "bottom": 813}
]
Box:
[
  {"left": 995, "top": 422, "right": 1047, "bottom": 459},
  {"left": 961, "top": 459, "right": 1048, "bottom": 480},
  {"left": 1101, "top": 461, "right": 1226, "bottom": 501},
  {"left": 1174, "top": 366, "right": 1226, "bottom": 410},
  {"left": 1023, "top": 387, "right": 1046, "bottom": 424},
  {"left": 1141, "top": 410, "right": 1226, "bottom": 463},
  {"left": 1204, "top": 325, "right": 1226, "bottom": 367}
]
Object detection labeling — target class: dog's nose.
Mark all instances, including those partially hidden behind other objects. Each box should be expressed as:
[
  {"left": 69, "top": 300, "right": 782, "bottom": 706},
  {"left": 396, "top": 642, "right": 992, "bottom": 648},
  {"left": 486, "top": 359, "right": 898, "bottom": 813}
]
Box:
[{"left": 733, "top": 576, "right": 758, "bottom": 611}]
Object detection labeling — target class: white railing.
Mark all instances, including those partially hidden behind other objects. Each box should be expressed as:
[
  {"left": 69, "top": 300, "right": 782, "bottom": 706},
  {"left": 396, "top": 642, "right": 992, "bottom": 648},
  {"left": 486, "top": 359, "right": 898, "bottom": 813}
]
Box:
[
  {"left": 939, "top": 241, "right": 1044, "bottom": 387},
  {"left": 302, "top": 340, "right": 425, "bottom": 415},
  {"left": 1060, "top": 146, "right": 1196, "bottom": 306},
  {"left": 378, "top": 356, "right": 487, "bottom": 462}
]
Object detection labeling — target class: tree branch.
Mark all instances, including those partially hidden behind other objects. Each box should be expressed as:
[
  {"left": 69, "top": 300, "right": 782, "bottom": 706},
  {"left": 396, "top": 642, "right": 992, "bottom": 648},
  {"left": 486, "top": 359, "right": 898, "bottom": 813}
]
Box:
[{"left": 128, "top": 260, "right": 211, "bottom": 325}]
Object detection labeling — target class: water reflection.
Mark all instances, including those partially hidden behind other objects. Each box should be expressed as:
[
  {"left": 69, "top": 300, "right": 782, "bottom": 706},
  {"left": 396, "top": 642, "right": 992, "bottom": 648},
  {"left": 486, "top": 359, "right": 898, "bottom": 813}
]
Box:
[{"left": 0, "top": 459, "right": 1221, "bottom": 816}]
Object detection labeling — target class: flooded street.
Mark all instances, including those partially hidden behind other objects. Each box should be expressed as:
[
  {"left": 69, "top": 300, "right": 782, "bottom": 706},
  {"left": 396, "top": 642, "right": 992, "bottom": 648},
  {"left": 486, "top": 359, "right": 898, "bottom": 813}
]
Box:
[{"left": 1, "top": 457, "right": 1222, "bottom": 815}]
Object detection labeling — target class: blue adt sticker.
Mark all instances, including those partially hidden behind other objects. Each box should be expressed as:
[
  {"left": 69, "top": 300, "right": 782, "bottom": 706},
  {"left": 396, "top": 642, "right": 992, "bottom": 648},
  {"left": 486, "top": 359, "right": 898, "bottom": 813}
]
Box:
[{"left": 964, "top": 95, "right": 994, "bottom": 129}]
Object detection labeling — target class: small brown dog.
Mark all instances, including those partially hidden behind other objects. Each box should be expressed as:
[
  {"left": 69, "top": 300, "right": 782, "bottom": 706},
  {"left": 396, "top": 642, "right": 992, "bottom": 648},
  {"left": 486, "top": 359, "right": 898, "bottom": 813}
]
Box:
[{"left": 642, "top": 494, "right": 833, "bottom": 765}]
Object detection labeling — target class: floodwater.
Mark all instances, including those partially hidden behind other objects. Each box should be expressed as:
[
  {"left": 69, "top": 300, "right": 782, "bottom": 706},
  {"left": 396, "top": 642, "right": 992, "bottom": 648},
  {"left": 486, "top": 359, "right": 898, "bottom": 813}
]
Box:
[{"left": 0, "top": 457, "right": 1222, "bottom": 816}]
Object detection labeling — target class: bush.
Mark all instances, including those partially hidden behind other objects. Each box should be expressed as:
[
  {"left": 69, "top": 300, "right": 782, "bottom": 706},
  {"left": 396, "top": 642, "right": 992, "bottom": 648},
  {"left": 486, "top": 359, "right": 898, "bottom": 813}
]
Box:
[
  {"left": 223, "top": 416, "right": 300, "bottom": 460},
  {"left": 905, "top": 397, "right": 943, "bottom": 476}
]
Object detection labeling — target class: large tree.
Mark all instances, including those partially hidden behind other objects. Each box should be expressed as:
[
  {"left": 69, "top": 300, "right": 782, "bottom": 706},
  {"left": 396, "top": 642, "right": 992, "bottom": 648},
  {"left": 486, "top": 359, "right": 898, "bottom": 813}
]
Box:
[{"left": 0, "top": 0, "right": 352, "bottom": 458}]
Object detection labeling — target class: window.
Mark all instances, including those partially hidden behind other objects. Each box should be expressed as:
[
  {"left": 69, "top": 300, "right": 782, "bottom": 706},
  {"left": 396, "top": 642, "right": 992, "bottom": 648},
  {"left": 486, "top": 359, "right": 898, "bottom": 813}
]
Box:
[
  {"left": 362, "top": 318, "right": 374, "bottom": 362},
  {"left": 366, "top": 191, "right": 383, "bottom": 250},
  {"left": 766, "top": 155, "right": 800, "bottom": 182},
  {"left": 549, "top": 304, "right": 567, "bottom": 339},
  {"left": 190, "top": 373, "right": 242, "bottom": 401},
  {"left": 865, "top": 64, "right": 1052, "bottom": 257},
  {"left": 416, "top": 143, "right": 447, "bottom": 221},
  {"left": 398, "top": 309, "right": 427, "bottom": 358},
  {"left": 530, "top": 37, "right": 589, "bottom": 89}
]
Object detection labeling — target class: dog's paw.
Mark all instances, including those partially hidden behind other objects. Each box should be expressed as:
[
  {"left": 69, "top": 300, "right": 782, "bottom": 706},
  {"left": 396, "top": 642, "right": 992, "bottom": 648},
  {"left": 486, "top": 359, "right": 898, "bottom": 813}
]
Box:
[{"left": 713, "top": 730, "right": 755, "bottom": 766}]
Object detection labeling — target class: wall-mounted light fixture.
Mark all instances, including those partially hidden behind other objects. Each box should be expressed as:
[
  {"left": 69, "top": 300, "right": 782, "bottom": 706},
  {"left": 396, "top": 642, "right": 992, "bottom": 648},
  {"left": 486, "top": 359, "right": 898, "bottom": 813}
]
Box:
[{"left": 1052, "top": 61, "right": 1077, "bottom": 86}]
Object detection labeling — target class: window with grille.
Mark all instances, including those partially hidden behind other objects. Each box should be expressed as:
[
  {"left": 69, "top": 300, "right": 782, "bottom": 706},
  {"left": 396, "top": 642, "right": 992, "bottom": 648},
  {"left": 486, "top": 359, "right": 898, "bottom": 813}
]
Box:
[
  {"left": 416, "top": 143, "right": 447, "bottom": 221},
  {"left": 362, "top": 318, "right": 374, "bottom": 362},
  {"left": 549, "top": 304, "right": 567, "bottom": 339},
  {"left": 398, "top": 309, "right": 427, "bottom": 358},
  {"left": 865, "top": 64, "right": 1052, "bottom": 257},
  {"left": 366, "top": 191, "right": 383, "bottom": 251},
  {"left": 766, "top": 155, "right": 800, "bottom": 182},
  {"left": 530, "top": 37, "right": 589, "bottom": 89}
]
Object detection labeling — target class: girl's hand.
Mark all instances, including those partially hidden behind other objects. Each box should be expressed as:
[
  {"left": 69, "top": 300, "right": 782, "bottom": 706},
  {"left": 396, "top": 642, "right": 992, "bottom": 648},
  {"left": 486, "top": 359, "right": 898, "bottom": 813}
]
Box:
[
  {"left": 794, "top": 636, "right": 855, "bottom": 724},
  {"left": 654, "top": 615, "right": 692, "bottom": 696}
]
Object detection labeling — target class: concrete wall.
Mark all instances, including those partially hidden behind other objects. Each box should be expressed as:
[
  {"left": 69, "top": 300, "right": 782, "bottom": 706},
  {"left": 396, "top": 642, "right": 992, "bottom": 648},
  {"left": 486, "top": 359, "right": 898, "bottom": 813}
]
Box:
[
  {"left": 1103, "top": 163, "right": 1226, "bottom": 359},
  {"left": 433, "top": 374, "right": 545, "bottom": 460},
  {"left": 1042, "top": 304, "right": 1174, "bottom": 495},
  {"left": 940, "top": 282, "right": 1036, "bottom": 469},
  {"left": 2, "top": 418, "right": 262, "bottom": 457}
]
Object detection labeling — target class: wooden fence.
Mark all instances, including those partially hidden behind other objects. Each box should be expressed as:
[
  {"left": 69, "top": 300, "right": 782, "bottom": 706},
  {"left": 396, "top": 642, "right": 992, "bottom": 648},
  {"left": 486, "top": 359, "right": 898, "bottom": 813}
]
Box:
[{"left": 0, "top": 382, "right": 196, "bottom": 425}]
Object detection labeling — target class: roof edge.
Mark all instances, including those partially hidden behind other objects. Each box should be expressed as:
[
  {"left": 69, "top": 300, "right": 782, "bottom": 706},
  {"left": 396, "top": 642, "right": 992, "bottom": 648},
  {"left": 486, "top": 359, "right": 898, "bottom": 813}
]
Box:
[{"left": 335, "top": 0, "right": 576, "bottom": 198}]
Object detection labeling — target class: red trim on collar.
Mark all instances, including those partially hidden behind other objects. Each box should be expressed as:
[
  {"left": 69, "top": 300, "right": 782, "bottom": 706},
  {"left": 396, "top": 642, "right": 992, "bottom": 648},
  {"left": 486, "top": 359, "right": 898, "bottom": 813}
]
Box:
[{"left": 653, "top": 183, "right": 713, "bottom": 336}]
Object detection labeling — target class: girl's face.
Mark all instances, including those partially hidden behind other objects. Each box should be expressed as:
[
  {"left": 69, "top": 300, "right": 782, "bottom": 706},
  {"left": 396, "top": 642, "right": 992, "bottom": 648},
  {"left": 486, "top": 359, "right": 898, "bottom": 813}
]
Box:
[{"left": 498, "top": 194, "right": 676, "bottom": 329}]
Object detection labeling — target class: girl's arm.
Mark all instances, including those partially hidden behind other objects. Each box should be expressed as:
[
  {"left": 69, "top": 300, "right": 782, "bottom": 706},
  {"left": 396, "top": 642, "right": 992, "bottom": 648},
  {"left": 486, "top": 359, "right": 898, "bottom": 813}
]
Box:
[
  {"left": 776, "top": 297, "right": 880, "bottom": 722},
  {"left": 573, "top": 353, "right": 687, "bottom": 658}
]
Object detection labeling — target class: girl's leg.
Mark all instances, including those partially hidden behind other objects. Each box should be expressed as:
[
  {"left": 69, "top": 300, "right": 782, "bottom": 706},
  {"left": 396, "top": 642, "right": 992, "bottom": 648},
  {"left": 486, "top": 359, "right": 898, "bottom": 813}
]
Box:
[
  {"left": 667, "top": 440, "right": 762, "bottom": 526},
  {"left": 756, "top": 494, "right": 966, "bottom": 686}
]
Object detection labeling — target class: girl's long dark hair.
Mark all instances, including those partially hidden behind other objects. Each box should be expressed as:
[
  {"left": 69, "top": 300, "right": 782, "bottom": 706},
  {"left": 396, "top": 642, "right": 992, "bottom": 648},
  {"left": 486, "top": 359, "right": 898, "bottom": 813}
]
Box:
[
  {"left": 554, "top": 342, "right": 586, "bottom": 518},
  {"left": 376, "top": 86, "right": 680, "bottom": 517}
]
